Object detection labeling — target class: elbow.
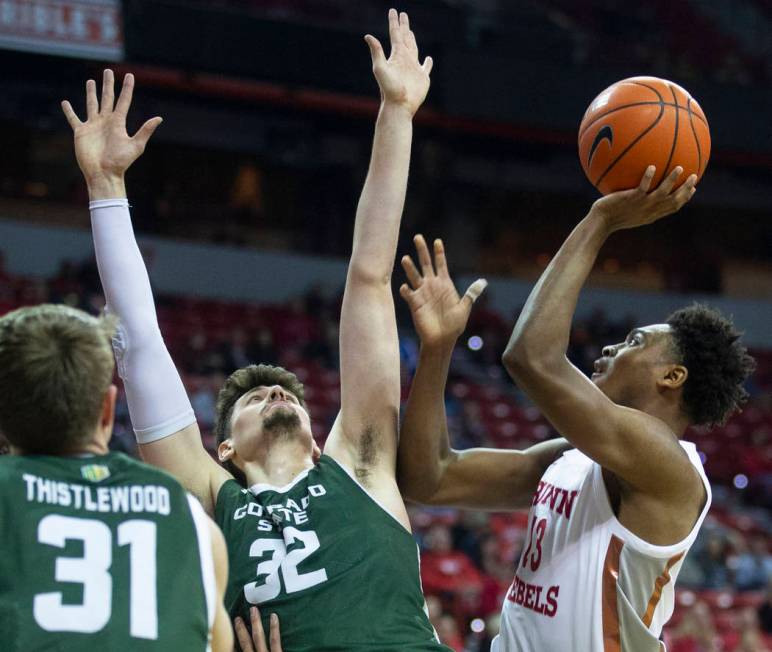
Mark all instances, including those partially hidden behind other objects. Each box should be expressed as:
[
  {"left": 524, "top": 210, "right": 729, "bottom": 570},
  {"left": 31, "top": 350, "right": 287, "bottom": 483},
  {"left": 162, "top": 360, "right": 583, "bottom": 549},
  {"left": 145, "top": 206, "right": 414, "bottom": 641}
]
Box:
[
  {"left": 397, "top": 451, "right": 453, "bottom": 506},
  {"left": 346, "top": 264, "right": 391, "bottom": 288},
  {"left": 502, "top": 343, "right": 558, "bottom": 381},
  {"left": 396, "top": 467, "right": 438, "bottom": 505},
  {"left": 502, "top": 341, "right": 531, "bottom": 378}
]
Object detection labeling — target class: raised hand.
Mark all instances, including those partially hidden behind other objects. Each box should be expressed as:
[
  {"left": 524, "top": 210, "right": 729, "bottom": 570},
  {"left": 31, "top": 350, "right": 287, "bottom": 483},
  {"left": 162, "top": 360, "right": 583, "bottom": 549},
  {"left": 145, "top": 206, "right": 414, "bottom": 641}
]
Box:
[
  {"left": 61, "top": 69, "right": 162, "bottom": 197},
  {"left": 400, "top": 235, "right": 487, "bottom": 348},
  {"left": 590, "top": 165, "right": 698, "bottom": 233},
  {"left": 234, "top": 607, "right": 282, "bottom": 652},
  {"left": 365, "top": 9, "right": 432, "bottom": 116}
]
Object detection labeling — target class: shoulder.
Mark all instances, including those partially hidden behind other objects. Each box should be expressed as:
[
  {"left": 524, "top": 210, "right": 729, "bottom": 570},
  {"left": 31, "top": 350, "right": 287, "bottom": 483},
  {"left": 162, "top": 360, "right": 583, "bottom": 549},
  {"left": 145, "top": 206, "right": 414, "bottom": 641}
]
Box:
[{"left": 214, "top": 478, "right": 251, "bottom": 516}]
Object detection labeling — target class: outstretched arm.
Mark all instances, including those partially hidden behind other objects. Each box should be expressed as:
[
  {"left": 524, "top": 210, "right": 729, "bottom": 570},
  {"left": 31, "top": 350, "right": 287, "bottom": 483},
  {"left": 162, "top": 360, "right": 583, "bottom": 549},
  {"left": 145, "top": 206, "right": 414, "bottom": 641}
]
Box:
[
  {"left": 501, "top": 166, "right": 701, "bottom": 500},
  {"left": 398, "top": 236, "right": 570, "bottom": 510},
  {"left": 62, "top": 70, "right": 231, "bottom": 513},
  {"left": 324, "top": 11, "right": 432, "bottom": 497}
]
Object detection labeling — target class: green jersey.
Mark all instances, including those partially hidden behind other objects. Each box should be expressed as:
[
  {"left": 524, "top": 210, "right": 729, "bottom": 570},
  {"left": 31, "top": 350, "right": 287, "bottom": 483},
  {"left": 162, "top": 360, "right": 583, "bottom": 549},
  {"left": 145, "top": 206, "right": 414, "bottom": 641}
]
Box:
[
  {"left": 0, "top": 452, "right": 213, "bottom": 652},
  {"left": 215, "top": 454, "right": 450, "bottom": 652}
]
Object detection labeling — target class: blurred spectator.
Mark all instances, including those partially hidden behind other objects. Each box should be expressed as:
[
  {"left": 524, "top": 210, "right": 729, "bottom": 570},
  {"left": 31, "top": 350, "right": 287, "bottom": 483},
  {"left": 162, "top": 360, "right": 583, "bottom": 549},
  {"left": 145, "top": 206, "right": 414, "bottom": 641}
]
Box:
[
  {"left": 669, "top": 600, "right": 723, "bottom": 652},
  {"left": 723, "top": 607, "right": 771, "bottom": 652},
  {"left": 698, "top": 535, "right": 732, "bottom": 589},
  {"left": 729, "top": 533, "right": 772, "bottom": 592},
  {"left": 420, "top": 524, "right": 483, "bottom": 610},
  {"left": 760, "top": 579, "right": 772, "bottom": 634},
  {"left": 437, "top": 614, "right": 464, "bottom": 652}
]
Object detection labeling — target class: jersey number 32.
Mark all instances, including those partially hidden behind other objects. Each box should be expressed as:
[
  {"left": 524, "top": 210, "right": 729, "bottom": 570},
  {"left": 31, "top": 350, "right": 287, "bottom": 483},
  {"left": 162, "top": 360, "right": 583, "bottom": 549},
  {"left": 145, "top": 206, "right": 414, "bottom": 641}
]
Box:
[{"left": 245, "top": 527, "right": 328, "bottom": 603}]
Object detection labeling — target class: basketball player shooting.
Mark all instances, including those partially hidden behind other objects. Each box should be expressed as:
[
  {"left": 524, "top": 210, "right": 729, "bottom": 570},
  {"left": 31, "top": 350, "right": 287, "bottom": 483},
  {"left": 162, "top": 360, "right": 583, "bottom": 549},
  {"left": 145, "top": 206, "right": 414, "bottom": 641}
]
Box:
[
  {"left": 63, "top": 9, "right": 451, "bottom": 651},
  {"left": 398, "top": 167, "right": 755, "bottom": 651}
]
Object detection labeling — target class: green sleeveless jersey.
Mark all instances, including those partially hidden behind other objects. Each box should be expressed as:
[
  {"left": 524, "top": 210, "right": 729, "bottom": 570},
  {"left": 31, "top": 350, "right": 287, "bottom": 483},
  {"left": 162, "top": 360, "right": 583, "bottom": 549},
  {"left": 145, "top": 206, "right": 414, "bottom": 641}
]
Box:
[
  {"left": 0, "top": 452, "right": 213, "bottom": 652},
  {"left": 215, "top": 454, "right": 450, "bottom": 651}
]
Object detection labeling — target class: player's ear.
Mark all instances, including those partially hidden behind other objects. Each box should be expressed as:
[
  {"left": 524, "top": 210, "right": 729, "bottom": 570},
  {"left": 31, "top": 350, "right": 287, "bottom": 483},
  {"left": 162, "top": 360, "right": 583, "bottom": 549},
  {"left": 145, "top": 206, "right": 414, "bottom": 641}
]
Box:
[
  {"left": 312, "top": 441, "right": 321, "bottom": 464},
  {"left": 101, "top": 385, "right": 118, "bottom": 432},
  {"left": 218, "top": 439, "right": 235, "bottom": 463},
  {"left": 658, "top": 364, "right": 688, "bottom": 391}
]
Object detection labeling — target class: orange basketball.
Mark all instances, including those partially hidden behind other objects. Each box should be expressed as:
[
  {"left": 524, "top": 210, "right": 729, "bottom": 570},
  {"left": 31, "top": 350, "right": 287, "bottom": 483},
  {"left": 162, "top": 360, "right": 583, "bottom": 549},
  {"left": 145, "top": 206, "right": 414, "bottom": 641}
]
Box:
[{"left": 578, "top": 76, "right": 710, "bottom": 195}]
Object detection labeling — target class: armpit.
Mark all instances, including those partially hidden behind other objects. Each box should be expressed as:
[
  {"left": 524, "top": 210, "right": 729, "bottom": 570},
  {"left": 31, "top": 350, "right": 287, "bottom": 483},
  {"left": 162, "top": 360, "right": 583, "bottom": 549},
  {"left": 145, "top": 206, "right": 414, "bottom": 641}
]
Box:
[{"left": 354, "top": 424, "right": 381, "bottom": 485}]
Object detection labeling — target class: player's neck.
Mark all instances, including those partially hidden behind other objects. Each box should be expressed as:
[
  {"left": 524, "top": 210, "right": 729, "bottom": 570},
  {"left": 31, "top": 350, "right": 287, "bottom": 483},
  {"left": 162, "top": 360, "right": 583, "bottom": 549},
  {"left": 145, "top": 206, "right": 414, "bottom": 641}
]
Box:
[
  {"left": 243, "top": 439, "right": 315, "bottom": 489},
  {"left": 67, "top": 440, "right": 111, "bottom": 456},
  {"left": 642, "top": 399, "right": 691, "bottom": 438}
]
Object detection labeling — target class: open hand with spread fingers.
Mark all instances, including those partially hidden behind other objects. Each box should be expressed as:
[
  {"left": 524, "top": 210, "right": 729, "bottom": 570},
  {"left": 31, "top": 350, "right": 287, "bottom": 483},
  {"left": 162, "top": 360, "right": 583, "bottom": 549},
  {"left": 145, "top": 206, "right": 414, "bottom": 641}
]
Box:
[
  {"left": 590, "top": 165, "right": 698, "bottom": 234},
  {"left": 400, "top": 235, "right": 487, "bottom": 348},
  {"left": 61, "top": 68, "right": 162, "bottom": 198},
  {"left": 364, "top": 9, "right": 432, "bottom": 116},
  {"left": 234, "top": 607, "right": 282, "bottom": 652}
]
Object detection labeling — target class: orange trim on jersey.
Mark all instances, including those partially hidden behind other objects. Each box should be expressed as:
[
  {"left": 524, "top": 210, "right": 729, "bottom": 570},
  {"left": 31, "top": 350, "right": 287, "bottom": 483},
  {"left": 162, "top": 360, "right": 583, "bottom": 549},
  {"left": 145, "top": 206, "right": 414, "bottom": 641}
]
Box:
[
  {"left": 641, "top": 551, "right": 685, "bottom": 628},
  {"left": 602, "top": 535, "right": 624, "bottom": 652}
]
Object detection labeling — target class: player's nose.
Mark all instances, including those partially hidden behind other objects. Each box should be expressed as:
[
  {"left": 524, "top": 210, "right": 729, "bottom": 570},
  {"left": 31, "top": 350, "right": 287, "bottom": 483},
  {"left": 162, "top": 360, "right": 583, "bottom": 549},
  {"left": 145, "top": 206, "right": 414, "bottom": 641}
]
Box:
[
  {"left": 601, "top": 344, "right": 618, "bottom": 357},
  {"left": 268, "top": 385, "right": 287, "bottom": 401}
]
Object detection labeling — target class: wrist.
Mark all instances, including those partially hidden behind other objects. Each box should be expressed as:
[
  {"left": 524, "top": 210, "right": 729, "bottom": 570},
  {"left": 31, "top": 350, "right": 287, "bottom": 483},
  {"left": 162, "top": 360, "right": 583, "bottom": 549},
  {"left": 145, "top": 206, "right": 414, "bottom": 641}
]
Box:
[
  {"left": 583, "top": 207, "right": 616, "bottom": 238},
  {"left": 86, "top": 174, "right": 127, "bottom": 201},
  {"left": 419, "top": 338, "right": 456, "bottom": 357},
  {"left": 379, "top": 100, "right": 415, "bottom": 121}
]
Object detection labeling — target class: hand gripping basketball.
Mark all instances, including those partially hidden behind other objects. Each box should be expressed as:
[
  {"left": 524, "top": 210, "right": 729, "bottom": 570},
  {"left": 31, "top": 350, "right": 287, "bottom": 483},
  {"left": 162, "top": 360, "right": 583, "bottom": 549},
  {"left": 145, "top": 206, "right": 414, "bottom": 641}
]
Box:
[{"left": 578, "top": 76, "right": 710, "bottom": 195}]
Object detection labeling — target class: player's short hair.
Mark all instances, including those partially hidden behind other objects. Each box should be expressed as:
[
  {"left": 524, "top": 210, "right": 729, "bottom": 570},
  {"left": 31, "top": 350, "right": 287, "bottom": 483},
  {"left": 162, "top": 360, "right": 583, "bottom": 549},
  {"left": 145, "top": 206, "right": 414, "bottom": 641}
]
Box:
[
  {"left": 666, "top": 304, "right": 756, "bottom": 427},
  {"left": 0, "top": 304, "right": 116, "bottom": 454},
  {"left": 214, "top": 364, "right": 306, "bottom": 478}
]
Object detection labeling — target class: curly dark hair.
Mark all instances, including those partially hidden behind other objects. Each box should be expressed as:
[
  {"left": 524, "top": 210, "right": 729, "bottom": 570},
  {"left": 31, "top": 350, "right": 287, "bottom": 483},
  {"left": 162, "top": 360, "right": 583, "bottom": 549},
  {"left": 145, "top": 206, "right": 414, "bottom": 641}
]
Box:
[
  {"left": 214, "top": 364, "right": 307, "bottom": 483},
  {"left": 666, "top": 304, "right": 756, "bottom": 427}
]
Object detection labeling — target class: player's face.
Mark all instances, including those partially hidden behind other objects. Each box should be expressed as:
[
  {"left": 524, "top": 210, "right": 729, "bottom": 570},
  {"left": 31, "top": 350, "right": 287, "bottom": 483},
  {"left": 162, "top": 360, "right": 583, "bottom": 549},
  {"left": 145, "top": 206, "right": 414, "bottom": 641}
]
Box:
[
  {"left": 229, "top": 384, "right": 315, "bottom": 462},
  {"left": 591, "top": 323, "right": 677, "bottom": 407}
]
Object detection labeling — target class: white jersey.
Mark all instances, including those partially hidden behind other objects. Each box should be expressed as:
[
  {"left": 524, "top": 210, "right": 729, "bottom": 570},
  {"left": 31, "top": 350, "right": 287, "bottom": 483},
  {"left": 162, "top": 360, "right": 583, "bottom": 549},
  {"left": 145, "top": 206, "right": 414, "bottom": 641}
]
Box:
[{"left": 492, "top": 441, "right": 710, "bottom": 652}]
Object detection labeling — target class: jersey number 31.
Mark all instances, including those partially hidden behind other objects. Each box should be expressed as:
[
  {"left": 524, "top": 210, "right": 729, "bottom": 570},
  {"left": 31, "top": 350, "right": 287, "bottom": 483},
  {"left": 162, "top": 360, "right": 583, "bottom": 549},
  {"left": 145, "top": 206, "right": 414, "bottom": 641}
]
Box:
[{"left": 33, "top": 514, "right": 158, "bottom": 640}]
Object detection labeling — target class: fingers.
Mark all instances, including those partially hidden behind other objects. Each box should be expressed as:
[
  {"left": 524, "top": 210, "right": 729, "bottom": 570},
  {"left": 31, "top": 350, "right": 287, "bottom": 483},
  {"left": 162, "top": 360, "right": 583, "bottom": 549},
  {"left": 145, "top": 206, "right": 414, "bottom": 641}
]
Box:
[
  {"left": 675, "top": 173, "right": 698, "bottom": 205},
  {"left": 251, "top": 607, "right": 267, "bottom": 652},
  {"left": 433, "top": 239, "right": 449, "bottom": 278},
  {"left": 658, "top": 166, "right": 684, "bottom": 195},
  {"left": 114, "top": 72, "right": 135, "bottom": 117},
  {"left": 637, "top": 165, "right": 656, "bottom": 193},
  {"left": 400, "top": 11, "right": 417, "bottom": 53},
  {"left": 86, "top": 79, "right": 99, "bottom": 119},
  {"left": 234, "top": 617, "right": 254, "bottom": 652},
  {"left": 364, "top": 35, "right": 386, "bottom": 67},
  {"left": 100, "top": 69, "right": 115, "bottom": 114},
  {"left": 414, "top": 234, "right": 434, "bottom": 276},
  {"left": 269, "top": 613, "right": 282, "bottom": 652},
  {"left": 399, "top": 283, "right": 417, "bottom": 310},
  {"left": 400, "top": 10, "right": 410, "bottom": 32},
  {"left": 422, "top": 56, "right": 434, "bottom": 75},
  {"left": 61, "top": 100, "right": 82, "bottom": 128},
  {"left": 387, "top": 7, "right": 401, "bottom": 50},
  {"left": 132, "top": 116, "right": 163, "bottom": 149},
  {"left": 462, "top": 279, "right": 488, "bottom": 309},
  {"left": 401, "top": 255, "right": 422, "bottom": 289}
]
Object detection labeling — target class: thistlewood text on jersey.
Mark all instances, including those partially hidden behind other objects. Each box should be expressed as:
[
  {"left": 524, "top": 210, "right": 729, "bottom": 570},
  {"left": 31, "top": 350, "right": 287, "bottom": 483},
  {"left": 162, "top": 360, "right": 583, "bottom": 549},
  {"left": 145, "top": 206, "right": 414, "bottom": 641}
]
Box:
[{"left": 22, "top": 472, "right": 171, "bottom": 515}]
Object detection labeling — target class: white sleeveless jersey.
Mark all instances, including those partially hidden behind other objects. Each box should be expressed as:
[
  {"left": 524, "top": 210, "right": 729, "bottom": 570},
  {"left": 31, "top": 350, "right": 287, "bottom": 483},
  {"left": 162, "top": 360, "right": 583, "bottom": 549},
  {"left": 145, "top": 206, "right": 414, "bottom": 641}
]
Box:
[{"left": 492, "top": 441, "right": 711, "bottom": 652}]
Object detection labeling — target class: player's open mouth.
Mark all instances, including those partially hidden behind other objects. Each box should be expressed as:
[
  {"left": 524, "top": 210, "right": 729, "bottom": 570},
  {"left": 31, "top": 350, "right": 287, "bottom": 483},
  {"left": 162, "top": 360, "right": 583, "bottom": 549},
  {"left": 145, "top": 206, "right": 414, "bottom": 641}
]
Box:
[{"left": 264, "top": 401, "right": 292, "bottom": 413}]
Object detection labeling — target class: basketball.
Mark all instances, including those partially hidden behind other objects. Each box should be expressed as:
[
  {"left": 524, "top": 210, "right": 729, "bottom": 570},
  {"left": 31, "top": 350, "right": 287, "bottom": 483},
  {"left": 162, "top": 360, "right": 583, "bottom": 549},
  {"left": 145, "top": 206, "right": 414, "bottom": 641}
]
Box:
[{"left": 578, "top": 76, "right": 711, "bottom": 195}]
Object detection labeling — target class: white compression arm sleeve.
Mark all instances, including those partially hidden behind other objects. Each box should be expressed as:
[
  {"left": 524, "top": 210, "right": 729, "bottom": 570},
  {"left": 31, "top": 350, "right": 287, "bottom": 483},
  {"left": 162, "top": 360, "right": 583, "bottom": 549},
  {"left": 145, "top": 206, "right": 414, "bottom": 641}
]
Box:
[{"left": 90, "top": 198, "right": 196, "bottom": 443}]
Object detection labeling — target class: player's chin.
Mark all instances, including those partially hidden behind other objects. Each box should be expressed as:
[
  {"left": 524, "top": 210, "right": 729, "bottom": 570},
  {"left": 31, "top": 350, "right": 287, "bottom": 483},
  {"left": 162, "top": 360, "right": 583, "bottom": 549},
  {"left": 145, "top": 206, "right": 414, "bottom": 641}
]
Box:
[
  {"left": 264, "top": 408, "right": 302, "bottom": 432},
  {"left": 590, "top": 372, "right": 609, "bottom": 390}
]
